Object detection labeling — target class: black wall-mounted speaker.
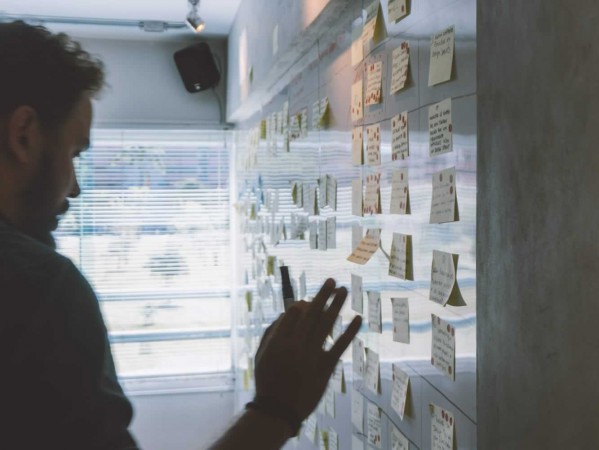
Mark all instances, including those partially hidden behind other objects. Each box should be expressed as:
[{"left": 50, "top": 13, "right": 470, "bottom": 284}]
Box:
[{"left": 173, "top": 42, "right": 221, "bottom": 93}]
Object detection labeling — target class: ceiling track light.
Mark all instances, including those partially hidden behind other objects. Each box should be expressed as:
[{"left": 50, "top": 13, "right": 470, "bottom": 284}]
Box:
[{"left": 186, "top": 0, "right": 205, "bottom": 33}]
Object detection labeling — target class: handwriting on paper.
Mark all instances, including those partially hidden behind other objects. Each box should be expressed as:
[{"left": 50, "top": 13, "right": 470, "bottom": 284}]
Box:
[
  {"left": 389, "top": 233, "right": 413, "bottom": 280},
  {"left": 390, "top": 169, "right": 410, "bottom": 214},
  {"left": 391, "top": 364, "right": 410, "bottom": 420},
  {"left": 365, "top": 348, "right": 380, "bottom": 394},
  {"left": 353, "top": 337, "right": 365, "bottom": 376},
  {"left": 364, "top": 172, "right": 381, "bottom": 215},
  {"left": 431, "top": 314, "right": 456, "bottom": 381},
  {"left": 391, "top": 42, "right": 410, "bottom": 94},
  {"left": 352, "top": 80, "right": 364, "bottom": 122},
  {"left": 430, "top": 167, "right": 458, "bottom": 223},
  {"left": 391, "top": 297, "right": 410, "bottom": 344},
  {"left": 429, "top": 98, "right": 453, "bottom": 156},
  {"left": 367, "top": 402, "right": 383, "bottom": 449},
  {"left": 430, "top": 249, "right": 463, "bottom": 306},
  {"left": 431, "top": 404, "right": 454, "bottom": 450},
  {"left": 351, "top": 26, "right": 364, "bottom": 66},
  {"left": 388, "top": 0, "right": 408, "bottom": 23},
  {"left": 351, "top": 389, "right": 364, "bottom": 433},
  {"left": 391, "top": 111, "right": 409, "bottom": 160},
  {"left": 366, "top": 123, "right": 381, "bottom": 166},
  {"left": 366, "top": 61, "right": 383, "bottom": 106},
  {"left": 347, "top": 229, "right": 380, "bottom": 265},
  {"left": 429, "top": 26, "right": 455, "bottom": 86},
  {"left": 352, "top": 127, "right": 364, "bottom": 165},
  {"left": 391, "top": 423, "right": 410, "bottom": 450},
  {"left": 367, "top": 291, "right": 382, "bottom": 333}
]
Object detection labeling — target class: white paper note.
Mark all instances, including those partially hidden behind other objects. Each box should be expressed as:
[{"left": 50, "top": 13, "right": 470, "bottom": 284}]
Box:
[
  {"left": 390, "top": 169, "right": 410, "bottom": 214},
  {"left": 326, "top": 217, "right": 337, "bottom": 249},
  {"left": 318, "top": 220, "right": 327, "bottom": 251},
  {"left": 351, "top": 26, "right": 365, "bottom": 66},
  {"left": 364, "top": 172, "right": 381, "bottom": 215},
  {"left": 328, "top": 429, "right": 338, "bottom": 450},
  {"left": 332, "top": 361, "right": 345, "bottom": 393},
  {"left": 366, "top": 123, "right": 381, "bottom": 166},
  {"left": 430, "top": 250, "right": 465, "bottom": 306},
  {"left": 391, "top": 423, "right": 410, "bottom": 450},
  {"left": 391, "top": 364, "right": 410, "bottom": 420},
  {"left": 365, "top": 348, "right": 380, "bottom": 394},
  {"left": 367, "top": 291, "right": 382, "bottom": 333},
  {"left": 351, "top": 79, "right": 364, "bottom": 122},
  {"left": 390, "top": 42, "right": 410, "bottom": 94},
  {"left": 351, "top": 389, "right": 364, "bottom": 433},
  {"left": 428, "top": 26, "right": 455, "bottom": 87},
  {"left": 352, "top": 179, "right": 363, "bottom": 217},
  {"left": 351, "top": 274, "right": 363, "bottom": 313},
  {"left": 310, "top": 221, "right": 318, "bottom": 250},
  {"left": 353, "top": 337, "right": 365, "bottom": 377},
  {"left": 431, "top": 314, "right": 456, "bottom": 381},
  {"left": 326, "top": 175, "right": 337, "bottom": 210},
  {"left": 365, "top": 61, "right": 383, "bottom": 106},
  {"left": 352, "top": 435, "right": 365, "bottom": 450},
  {"left": 388, "top": 0, "right": 408, "bottom": 23},
  {"left": 429, "top": 98, "right": 453, "bottom": 157},
  {"left": 391, "top": 111, "right": 409, "bottom": 160},
  {"left": 367, "top": 402, "right": 383, "bottom": 449},
  {"left": 299, "top": 271, "right": 307, "bottom": 299},
  {"left": 430, "top": 167, "right": 459, "bottom": 223},
  {"left": 304, "top": 414, "right": 318, "bottom": 444},
  {"left": 352, "top": 127, "right": 364, "bottom": 165},
  {"left": 325, "top": 385, "right": 335, "bottom": 418},
  {"left": 391, "top": 297, "right": 410, "bottom": 344},
  {"left": 347, "top": 229, "right": 380, "bottom": 265},
  {"left": 431, "top": 404, "right": 455, "bottom": 450},
  {"left": 362, "top": 1, "right": 386, "bottom": 44},
  {"left": 389, "top": 233, "right": 413, "bottom": 280}
]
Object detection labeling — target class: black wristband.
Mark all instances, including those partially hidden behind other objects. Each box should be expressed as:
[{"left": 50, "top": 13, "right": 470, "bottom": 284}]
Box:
[{"left": 245, "top": 397, "right": 303, "bottom": 437}]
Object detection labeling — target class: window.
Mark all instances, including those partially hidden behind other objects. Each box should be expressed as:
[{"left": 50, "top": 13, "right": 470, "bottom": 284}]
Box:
[{"left": 55, "top": 130, "right": 233, "bottom": 384}]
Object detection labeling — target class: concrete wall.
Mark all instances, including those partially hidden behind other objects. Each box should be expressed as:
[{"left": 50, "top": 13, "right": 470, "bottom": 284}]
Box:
[{"left": 477, "top": 1, "right": 599, "bottom": 448}]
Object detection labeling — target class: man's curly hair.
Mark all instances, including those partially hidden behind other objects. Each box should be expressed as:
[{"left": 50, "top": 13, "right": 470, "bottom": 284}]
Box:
[{"left": 0, "top": 21, "right": 105, "bottom": 128}]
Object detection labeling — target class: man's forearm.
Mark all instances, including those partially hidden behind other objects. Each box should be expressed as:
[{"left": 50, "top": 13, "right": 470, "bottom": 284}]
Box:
[{"left": 207, "top": 409, "right": 293, "bottom": 450}]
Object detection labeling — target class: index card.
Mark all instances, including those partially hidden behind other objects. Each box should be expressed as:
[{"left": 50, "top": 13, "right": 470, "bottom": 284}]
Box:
[
  {"left": 290, "top": 113, "right": 301, "bottom": 141},
  {"left": 351, "top": 390, "right": 364, "bottom": 433},
  {"left": 391, "top": 364, "right": 410, "bottom": 420},
  {"left": 332, "top": 360, "right": 346, "bottom": 394},
  {"left": 300, "top": 108, "right": 309, "bottom": 138},
  {"left": 388, "top": 0, "right": 408, "bottom": 23},
  {"left": 362, "top": 0, "right": 387, "bottom": 44},
  {"left": 391, "top": 111, "right": 409, "bottom": 160},
  {"left": 352, "top": 435, "right": 365, "bottom": 450},
  {"left": 430, "top": 250, "right": 465, "bottom": 306},
  {"left": 367, "top": 402, "right": 383, "bottom": 448},
  {"left": 351, "top": 274, "right": 364, "bottom": 313},
  {"left": 353, "top": 337, "right": 365, "bottom": 376},
  {"left": 319, "top": 175, "right": 328, "bottom": 210},
  {"left": 367, "top": 291, "right": 382, "bottom": 333},
  {"left": 292, "top": 181, "right": 303, "bottom": 208},
  {"left": 390, "top": 169, "right": 411, "bottom": 214},
  {"left": 328, "top": 429, "right": 338, "bottom": 450},
  {"left": 318, "top": 220, "right": 328, "bottom": 251},
  {"left": 325, "top": 385, "right": 335, "bottom": 418},
  {"left": 389, "top": 233, "right": 414, "bottom": 280},
  {"left": 310, "top": 221, "right": 318, "bottom": 250},
  {"left": 282, "top": 101, "right": 289, "bottom": 132},
  {"left": 391, "top": 423, "right": 410, "bottom": 450},
  {"left": 428, "top": 26, "right": 455, "bottom": 87},
  {"left": 352, "top": 179, "right": 364, "bottom": 217},
  {"left": 351, "top": 25, "right": 365, "bottom": 66},
  {"left": 347, "top": 229, "right": 380, "bottom": 265},
  {"left": 352, "top": 127, "right": 364, "bottom": 165},
  {"left": 430, "top": 404, "right": 455, "bottom": 450},
  {"left": 430, "top": 167, "right": 459, "bottom": 224},
  {"left": 390, "top": 42, "right": 410, "bottom": 94},
  {"left": 431, "top": 314, "right": 456, "bottom": 381},
  {"left": 365, "top": 348, "right": 381, "bottom": 394},
  {"left": 326, "top": 217, "right": 337, "bottom": 249},
  {"left": 365, "top": 61, "right": 383, "bottom": 106},
  {"left": 429, "top": 98, "right": 453, "bottom": 156},
  {"left": 351, "top": 79, "right": 364, "bottom": 122},
  {"left": 299, "top": 271, "right": 307, "bottom": 299},
  {"left": 326, "top": 175, "right": 337, "bottom": 210},
  {"left": 304, "top": 414, "right": 318, "bottom": 444},
  {"left": 364, "top": 172, "right": 382, "bottom": 215},
  {"left": 391, "top": 297, "right": 410, "bottom": 344},
  {"left": 366, "top": 123, "right": 381, "bottom": 166},
  {"left": 313, "top": 99, "right": 322, "bottom": 130}
]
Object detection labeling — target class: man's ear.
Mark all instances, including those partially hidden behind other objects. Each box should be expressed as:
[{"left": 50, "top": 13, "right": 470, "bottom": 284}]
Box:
[{"left": 6, "top": 106, "right": 43, "bottom": 164}]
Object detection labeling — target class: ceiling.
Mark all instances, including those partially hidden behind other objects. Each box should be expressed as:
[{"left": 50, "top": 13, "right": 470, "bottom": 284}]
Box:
[{"left": 0, "top": 0, "right": 242, "bottom": 40}]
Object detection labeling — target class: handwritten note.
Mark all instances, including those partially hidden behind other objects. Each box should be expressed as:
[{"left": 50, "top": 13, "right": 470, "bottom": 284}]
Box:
[
  {"left": 430, "top": 250, "right": 465, "bottom": 306},
  {"left": 289, "top": 113, "right": 301, "bottom": 141},
  {"left": 390, "top": 169, "right": 410, "bottom": 214},
  {"left": 327, "top": 217, "right": 337, "bottom": 249},
  {"left": 351, "top": 80, "right": 364, "bottom": 122},
  {"left": 351, "top": 274, "right": 364, "bottom": 313},
  {"left": 430, "top": 167, "right": 459, "bottom": 223},
  {"left": 351, "top": 26, "right": 364, "bottom": 66},
  {"left": 352, "top": 179, "right": 363, "bottom": 217},
  {"left": 391, "top": 297, "right": 410, "bottom": 344},
  {"left": 352, "top": 127, "right": 364, "bottom": 165},
  {"left": 429, "top": 98, "right": 453, "bottom": 157},
  {"left": 362, "top": 1, "right": 386, "bottom": 44},
  {"left": 366, "top": 123, "right": 381, "bottom": 166},
  {"left": 390, "top": 42, "right": 410, "bottom": 94},
  {"left": 391, "top": 424, "right": 410, "bottom": 450},
  {"left": 367, "top": 291, "right": 382, "bottom": 333},
  {"left": 389, "top": 233, "right": 413, "bottom": 280},
  {"left": 431, "top": 404, "right": 455, "bottom": 450},
  {"left": 391, "top": 364, "right": 410, "bottom": 420},
  {"left": 364, "top": 173, "right": 381, "bottom": 215},
  {"left": 367, "top": 402, "right": 383, "bottom": 449},
  {"left": 351, "top": 389, "right": 364, "bottom": 433},
  {"left": 332, "top": 361, "right": 345, "bottom": 393},
  {"left": 365, "top": 62, "right": 383, "bottom": 106},
  {"left": 365, "top": 348, "right": 381, "bottom": 394},
  {"left": 388, "top": 0, "right": 408, "bottom": 23},
  {"left": 347, "top": 229, "right": 380, "bottom": 265},
  {"left": 391, "top": 111, "right": 409, "bottom": 160},
  {"left": 431, "top": 314, "right": 456, "bottom": 381},
  {"left": 318, "top": 220, "right": 327, "bottom": 251},
  {"left": 429, "top": 26, "right": 455, "bottom": 86},
  {"left": 304, "top": 414, "right": 318, "bottom": 444},
  {"left": 353, "top": 337, "right": 365, "bottom": 377}
]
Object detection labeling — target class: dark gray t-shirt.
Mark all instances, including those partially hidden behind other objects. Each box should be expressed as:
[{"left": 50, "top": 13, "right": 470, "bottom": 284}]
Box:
[{"left": 0, "top": 220, "right": 139, "bottom": 449}]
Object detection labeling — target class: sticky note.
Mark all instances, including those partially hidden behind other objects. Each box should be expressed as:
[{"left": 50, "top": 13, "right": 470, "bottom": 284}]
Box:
[
  {"left": 366, "top": 123, "right": 381, "bottom": 166},
  {"left": 351, "top": 79, "right": 364, "bottom": 122},
  {"left": 351, "top": 25, "right": 365, "bottom": 66},
  {"left": 332, "top": 361, "right": 346, "bottom": 393},
  {"left": 391, "top": 111, "right": 409, "bottom": 160},
  {"left": 328, "top": 429, "right": 338, "bottom": 450},
  {"left": 352, "top": 127, "right": 364, "bottom": 165},
  {"left": 390, "top": 423, "right": 410, "bottom": 450},
  {"left": 390, "top": 42, "right": 410, "bottom": 94},
  {"left": 325, "top": 385, "right": 335, "bottom": 418},
  {"left": 300, "top": 108, "right": 309, "bottom": 138},
  {"left": 353, "top": 337, "right": 365, "bottom": 377},
  {"left": 365, "top": 348, "right": 381, "bottom": 394},
  {"left": 351, "top": 274, "right": 364, "bottom": 313},
  {"left": 431, "top": 314, "right": 456, "bottom": 381},
  {"left": 352, "top": 435, "right": 365, "bottom": 450},
  {"left": 362, "top": 0, "right": 387, "bottom": 44},
  {"left": 390, "top": 169, "right": 410, "bottom": 214},
  {"left": 430, "top": 167, "right": 459, "bottom": 224},
  {"left": 391, "top": 297, "right": 410, "bottom": 344},
  {"left": 347, "top": 229, "right": 380, "bottom": 265},
  {"left": 430, "top": 403, "right": 455, "bottom": 450},
  {"left": 428, "top": 26, "right": 455, "bottom": 87},
  {"left": 292, "top": 181, "right": 303, "bottom": 208},
  {"left": 388, "top": 0, "right": 408, "bottom": 23},
  {"left": 389, "top": 233, "right": 413, "bottom": 280},
  {"left": 304, "top": 414, "right": 318, "bottom": 444},
  {"left": 429, "top": 98, "right": 453, "bottom": 157},
  {"left": 367, "top": 291, "right": 382, "bottom": 333},
  {"left": 364, "top": 172, "right": 382, "bottom": 215},
  {"left": 310, "top": 221, "right": 318, "bottom": 250},
  {"left": 367, "top": 402, "right": 383, "bottom": 448},
  {"left": 365, "top": 61, "right": 383, "bottom": 106},
  {"left": 326, "top": 175, "right": 337, "bottom": 210},
  {"left": 318, "top": 220, "right": 328, "bottom": 251},
  {"left": 326, "top": 217, "right": 337, "bottom": 249},
  {"left": 289, "top": 113, "right": 301, "bottom": 141},
  {"left": 351, "top": 390, "right": 364, "bottom": 433},
  {"left": 430, "top": 250, "right": 465, "bottom": 306},
  {"left": 391, "top": 364, "right": 410, "bottom": 420},
  {"left": 319, "top": 431, "right": 328, "bottom": 450},
  {"left": 352, "top": 179, "right": 364, "bottom": 217},
  {"left": 299, "top": 271, "right": 307, "bottom": 299}
]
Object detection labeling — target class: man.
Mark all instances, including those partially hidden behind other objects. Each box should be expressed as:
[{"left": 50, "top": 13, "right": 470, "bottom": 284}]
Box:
[{"left": 0, "top": 21, "right": 362, "bottom": 449}]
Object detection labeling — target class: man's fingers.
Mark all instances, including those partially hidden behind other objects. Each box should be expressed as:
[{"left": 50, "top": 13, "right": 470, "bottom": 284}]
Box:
[
  {"left": 296, "top": 279, "right": 336, "bottom": 341},
  {"left": 255, "top": 315, "right": 283, "bottom": 361},
  {"left": 276, "top": 304, "right": 303, "bottom": 337},
  {"left": 327, "top": 315, "right": 363, "bottom": 363},
  {"left": 311, "top": 287, "right": 348, "bottom": 345}
]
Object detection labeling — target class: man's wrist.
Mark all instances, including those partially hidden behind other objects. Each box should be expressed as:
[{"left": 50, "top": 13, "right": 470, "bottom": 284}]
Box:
[{"left": 245, "top": 397, "right": 302, "bottom": 437}]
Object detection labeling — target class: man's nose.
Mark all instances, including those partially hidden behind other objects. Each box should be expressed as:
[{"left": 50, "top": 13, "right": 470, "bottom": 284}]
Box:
[{"left": 69, "top": 176, "right": 81, "bottom": 198}]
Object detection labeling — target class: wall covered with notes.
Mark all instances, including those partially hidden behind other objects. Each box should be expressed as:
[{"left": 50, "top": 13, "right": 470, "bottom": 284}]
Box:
[{"left": 228, "top": 0, "right": 476, "bottom": 448}]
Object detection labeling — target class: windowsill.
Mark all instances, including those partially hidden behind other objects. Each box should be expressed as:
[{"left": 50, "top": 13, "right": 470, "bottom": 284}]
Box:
[{"left": 121, "top": 371, "right": 234, "bottom": 397}]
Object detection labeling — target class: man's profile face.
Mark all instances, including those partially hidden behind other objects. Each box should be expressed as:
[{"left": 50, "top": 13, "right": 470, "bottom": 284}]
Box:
[{"left": 19, "top": 95, "right": 92, "bottom": 248}]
